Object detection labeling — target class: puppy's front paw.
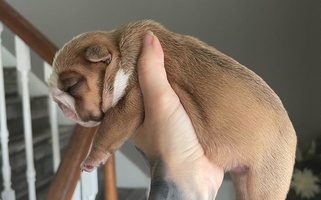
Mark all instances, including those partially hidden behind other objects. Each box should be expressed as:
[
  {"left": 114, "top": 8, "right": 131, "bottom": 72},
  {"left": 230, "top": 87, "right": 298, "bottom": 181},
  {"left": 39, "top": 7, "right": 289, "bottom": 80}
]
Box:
[{"left": 80, "top": 151, "right": 111, "bottom": 172}]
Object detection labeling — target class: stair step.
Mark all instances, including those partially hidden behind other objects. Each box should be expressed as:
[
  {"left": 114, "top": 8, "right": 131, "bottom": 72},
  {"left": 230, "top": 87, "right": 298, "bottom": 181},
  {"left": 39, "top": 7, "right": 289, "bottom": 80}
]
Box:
[
  {"left": 2, "top": 66, "right": 78, "bottom": 199},
  {"left": 6, "top": 95, "right": 49, "bottom": 120},
  {"left": 7, "top": 115, "right": 50, "bottom": 142},
  {"left": 9, "top": 126, "right": 57, "bottom": 155},
  {"left": 3, "top": 68, "right": 18, "bottom": 97},
  {"left": 0, "top": 125, "right": 74, "bottom": 200},
  {"left": 6, "top": 95, "right": 50, "bottom": 140}
]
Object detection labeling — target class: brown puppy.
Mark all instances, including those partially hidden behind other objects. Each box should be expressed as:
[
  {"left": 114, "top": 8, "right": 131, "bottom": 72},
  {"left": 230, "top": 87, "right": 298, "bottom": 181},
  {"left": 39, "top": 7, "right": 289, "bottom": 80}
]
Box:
[{"left": 48, "top": 20, "right": 297, "bottom": 199}]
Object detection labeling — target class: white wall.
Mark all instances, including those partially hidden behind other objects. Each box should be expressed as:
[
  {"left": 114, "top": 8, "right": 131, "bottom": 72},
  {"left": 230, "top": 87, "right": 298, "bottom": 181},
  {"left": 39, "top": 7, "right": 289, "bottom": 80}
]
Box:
[
  {"left": 115, "top": 145, "right": 150, "bottom": 188},
  {"left": 216, "top": 180, "right": 235, "bottom": 200}
]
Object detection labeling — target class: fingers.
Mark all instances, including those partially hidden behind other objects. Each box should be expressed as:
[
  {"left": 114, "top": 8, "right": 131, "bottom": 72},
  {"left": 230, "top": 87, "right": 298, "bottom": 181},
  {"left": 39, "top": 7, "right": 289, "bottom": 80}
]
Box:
[{"left": 137, "top": 32, "right": 177, "bottom": 111}]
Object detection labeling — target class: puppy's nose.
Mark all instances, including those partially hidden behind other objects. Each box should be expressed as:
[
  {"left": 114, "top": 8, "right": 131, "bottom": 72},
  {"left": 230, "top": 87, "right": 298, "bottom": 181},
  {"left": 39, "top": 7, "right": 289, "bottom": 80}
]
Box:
[{"left": 90, "top": 112, "right": 104, "bottom": 122}]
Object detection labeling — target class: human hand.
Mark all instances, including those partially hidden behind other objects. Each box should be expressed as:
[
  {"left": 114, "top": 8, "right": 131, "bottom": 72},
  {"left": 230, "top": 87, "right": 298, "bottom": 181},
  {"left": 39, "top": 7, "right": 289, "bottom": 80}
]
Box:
[{"left": 131, "top": 31, "right": 224, "bottom": 199}]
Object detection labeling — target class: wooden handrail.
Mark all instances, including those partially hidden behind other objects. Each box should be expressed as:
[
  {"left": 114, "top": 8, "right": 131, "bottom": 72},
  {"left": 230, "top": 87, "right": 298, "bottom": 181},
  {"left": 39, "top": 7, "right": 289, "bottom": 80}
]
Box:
[
  {"left": 0, "top": 0, "right": 57, "bottom": 64},
  {"left": 105, "top": 155, "right": 119, "bottom": 200},
  {"left": 0, "top": 0, "right": 117, "bottom": 199}
]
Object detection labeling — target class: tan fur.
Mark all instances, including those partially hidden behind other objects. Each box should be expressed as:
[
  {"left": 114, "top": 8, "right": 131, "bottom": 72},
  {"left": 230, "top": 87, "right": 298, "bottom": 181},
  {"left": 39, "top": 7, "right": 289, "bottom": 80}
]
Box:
[{"left": 50, "top": 20, "right": 297, "bottom": 199}]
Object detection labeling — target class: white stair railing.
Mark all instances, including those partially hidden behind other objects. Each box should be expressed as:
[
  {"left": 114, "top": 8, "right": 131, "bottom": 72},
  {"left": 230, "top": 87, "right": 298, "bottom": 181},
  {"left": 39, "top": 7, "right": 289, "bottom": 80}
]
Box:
[
  {"left": 0, "top": 21, "right": 16, "bottom": 200},
  {"left": 1, "top": 21, "right": 99, "bottom": 200},
  {"left": 44, "top": 62, "right": 61, "bottom": 172},
  {"left": 15, "top": 36, "right": 37, "bottom": 200}
]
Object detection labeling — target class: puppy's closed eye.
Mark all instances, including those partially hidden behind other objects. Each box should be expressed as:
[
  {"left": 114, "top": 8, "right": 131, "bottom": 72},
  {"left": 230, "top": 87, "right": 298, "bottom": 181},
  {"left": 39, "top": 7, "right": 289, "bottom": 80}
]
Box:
[
  {"left": 58, "top": 72, "right": 84, "bottom": 96},
  {"left": 64, "top": 78, "right": 84, "bottom": 95}
]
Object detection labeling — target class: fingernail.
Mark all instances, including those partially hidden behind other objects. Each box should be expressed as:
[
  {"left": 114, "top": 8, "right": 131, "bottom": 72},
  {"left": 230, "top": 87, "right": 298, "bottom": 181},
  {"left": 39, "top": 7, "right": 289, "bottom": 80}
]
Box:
[{"left": 144, "top": 30, "right": 154, "bottom": 45}]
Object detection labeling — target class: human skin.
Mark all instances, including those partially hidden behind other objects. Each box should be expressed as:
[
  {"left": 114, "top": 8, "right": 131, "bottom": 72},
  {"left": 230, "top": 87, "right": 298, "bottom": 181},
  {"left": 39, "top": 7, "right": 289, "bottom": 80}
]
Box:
[{"left": 131, "top": 32, "right": 224, "bottom": 199}]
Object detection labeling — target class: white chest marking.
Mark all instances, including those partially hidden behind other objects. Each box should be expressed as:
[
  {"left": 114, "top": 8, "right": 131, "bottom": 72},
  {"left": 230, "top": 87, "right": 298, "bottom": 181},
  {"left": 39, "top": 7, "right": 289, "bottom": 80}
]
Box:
[{"left": 112, "top": 69, "right": 131, "bottom": 106}]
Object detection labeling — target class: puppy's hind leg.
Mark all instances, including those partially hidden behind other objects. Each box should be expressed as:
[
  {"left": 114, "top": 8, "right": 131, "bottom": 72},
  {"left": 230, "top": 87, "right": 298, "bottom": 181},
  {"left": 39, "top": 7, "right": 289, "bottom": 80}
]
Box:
[
  {"left": 230, "top": 170, "right": 249, "bottom": 200},
  {"left": 231, "top": 164, "right": 292, "bottom": 200},
  {"left": 231, "top": 135, "right": 296, "bottom": 199}
]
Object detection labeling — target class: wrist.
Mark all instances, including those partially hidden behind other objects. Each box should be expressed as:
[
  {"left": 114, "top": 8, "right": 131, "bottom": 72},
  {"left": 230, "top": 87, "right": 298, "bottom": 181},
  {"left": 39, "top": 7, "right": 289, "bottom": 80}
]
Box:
[{"left": 151, "top": 156, "right": 223, "bottom": 200}]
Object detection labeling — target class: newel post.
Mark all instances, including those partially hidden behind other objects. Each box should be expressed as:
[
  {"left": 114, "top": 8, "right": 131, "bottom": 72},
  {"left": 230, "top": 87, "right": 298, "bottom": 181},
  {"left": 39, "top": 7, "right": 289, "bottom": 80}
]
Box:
[{"left": 0, "top": 21, "right": 16, "bottom": 200}]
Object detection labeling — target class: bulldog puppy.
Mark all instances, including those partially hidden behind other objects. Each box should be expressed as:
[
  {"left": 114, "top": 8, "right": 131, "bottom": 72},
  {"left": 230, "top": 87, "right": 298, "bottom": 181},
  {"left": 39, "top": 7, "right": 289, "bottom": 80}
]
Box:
[{"left": 48, "top": 20, "right": 297, "bottom": 199}]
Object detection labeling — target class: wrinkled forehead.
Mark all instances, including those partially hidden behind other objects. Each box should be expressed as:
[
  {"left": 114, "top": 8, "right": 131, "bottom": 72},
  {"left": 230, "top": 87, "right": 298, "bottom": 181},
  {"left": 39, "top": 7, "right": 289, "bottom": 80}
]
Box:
[
  {"left": 49, "top": 40, "right": 81, "bottom": 87},
  {"left": 53, "top": 42, "right": 81, "bottom": 73},
  {"left": 53, "top": 31, "right": 113, "bottom": 72},
  {"left": 49, "top": 31, "right": 115, "bottom": 86},
  {"left": 47, "top": 52, "right": 75, "bottom": 87}
]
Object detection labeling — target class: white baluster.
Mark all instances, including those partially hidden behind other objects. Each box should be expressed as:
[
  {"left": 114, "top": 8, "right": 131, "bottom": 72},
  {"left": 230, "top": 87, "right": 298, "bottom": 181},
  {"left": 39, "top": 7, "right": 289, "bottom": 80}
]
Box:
[
  {"left": 81, "top": 170, "right": 98, "bottom": 200},
  {"left": 72, "top": 166, "right": 98, "bottom": 199},
  {"left": 44, "top": 62, "right": 60, "bottom": 172},
  {"left": 72, "top": 181, "right": 81, "bottom": 200},
  {"left": 15, "top": 36, "right": 36, "bottom": 200},
  {"left": 0, "top": 22, "right": 16, "bottom": 200}
]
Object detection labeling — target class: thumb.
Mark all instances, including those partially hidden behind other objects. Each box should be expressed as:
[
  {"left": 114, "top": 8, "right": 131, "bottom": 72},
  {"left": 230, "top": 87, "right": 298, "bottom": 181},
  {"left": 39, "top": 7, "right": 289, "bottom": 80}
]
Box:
[{"left": 137, "top": 32, "right": 176, "bottom": 110}]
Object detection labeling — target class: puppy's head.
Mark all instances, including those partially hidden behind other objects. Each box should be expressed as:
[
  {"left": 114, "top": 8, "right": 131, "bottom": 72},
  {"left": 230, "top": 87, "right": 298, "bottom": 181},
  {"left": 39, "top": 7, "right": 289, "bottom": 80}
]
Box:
[{"left": 48, "top": 31, "right": 132, "bottom": 127}]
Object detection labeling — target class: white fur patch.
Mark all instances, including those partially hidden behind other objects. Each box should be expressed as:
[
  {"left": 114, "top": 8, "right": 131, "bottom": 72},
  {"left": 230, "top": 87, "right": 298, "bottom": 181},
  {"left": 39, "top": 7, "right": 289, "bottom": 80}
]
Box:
[
  {"left": 112, "top": 69, "right": 131, "bottom": 106},
  {"left": 47, "top": 70, "right": 59, "bottom": 87}
]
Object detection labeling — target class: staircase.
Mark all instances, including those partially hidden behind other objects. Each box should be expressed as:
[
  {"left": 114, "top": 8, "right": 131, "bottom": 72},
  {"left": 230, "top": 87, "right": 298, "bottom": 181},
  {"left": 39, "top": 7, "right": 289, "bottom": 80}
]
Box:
[
  {"left": 2, "top": 68, "right": 148, "bottom": 200},
  {"left": 0, "top": 1, "right": 149, "bottom": 198},
  {"left": 1, "top": 67, "right": 74, "bottom": 200}
]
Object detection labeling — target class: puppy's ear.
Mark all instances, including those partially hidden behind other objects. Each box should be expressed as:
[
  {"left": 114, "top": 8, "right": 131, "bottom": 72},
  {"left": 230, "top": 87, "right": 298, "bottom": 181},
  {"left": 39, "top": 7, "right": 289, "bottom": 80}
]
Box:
[{"left": 85, "top": 46, "right": 112, "bottom": 64}]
